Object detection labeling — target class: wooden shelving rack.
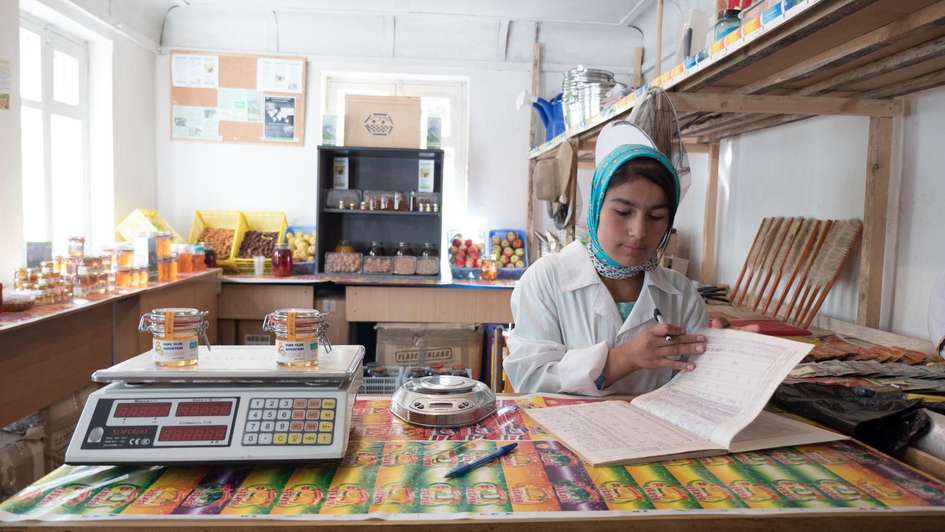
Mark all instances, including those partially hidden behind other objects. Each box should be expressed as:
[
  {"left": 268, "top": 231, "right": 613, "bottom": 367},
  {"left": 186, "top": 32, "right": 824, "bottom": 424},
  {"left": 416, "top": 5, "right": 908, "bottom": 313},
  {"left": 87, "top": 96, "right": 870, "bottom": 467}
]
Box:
[{"left": 527, "top": 0, "right": 945, "bottom": 328}]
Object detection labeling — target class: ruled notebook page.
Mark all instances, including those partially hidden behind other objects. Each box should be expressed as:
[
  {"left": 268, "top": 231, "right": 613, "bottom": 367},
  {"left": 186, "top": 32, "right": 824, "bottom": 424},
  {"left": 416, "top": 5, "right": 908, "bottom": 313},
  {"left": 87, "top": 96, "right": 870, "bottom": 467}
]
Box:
[{"left": 632, "top": 328, "right": 813, "bottom": 449}]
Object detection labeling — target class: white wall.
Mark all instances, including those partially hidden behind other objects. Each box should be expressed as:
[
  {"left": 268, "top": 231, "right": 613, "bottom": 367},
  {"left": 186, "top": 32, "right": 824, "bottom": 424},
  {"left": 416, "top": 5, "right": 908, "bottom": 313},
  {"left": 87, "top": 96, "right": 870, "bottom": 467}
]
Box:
[
  {"left": 155, "top": 8, "right": 646, "bottom": 235},
  {"left": 113, "top": 39, "right": 157, "bottom": 222},
  {"left": 888, "top": 87, "right": 945, "bottom": 339},
  {"left": 0, "top": 0, "right": 24, "bottom": 286},
  {"left": 684, "top": 87, "right": 945, "bottom": 339}
]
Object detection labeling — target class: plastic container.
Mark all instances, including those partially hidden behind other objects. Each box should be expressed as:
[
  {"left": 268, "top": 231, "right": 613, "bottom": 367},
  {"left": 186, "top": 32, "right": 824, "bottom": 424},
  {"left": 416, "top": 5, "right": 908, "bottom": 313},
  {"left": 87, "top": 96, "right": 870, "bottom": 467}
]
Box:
[
  {"left": 714, "top": 9, "right": 742, "bottom": 41},
  {"left": 362, "top": 256, "right": 393, "bottom": 274},
  {"left": 487, "top": 228, "right": 529, "bottom": 280},
  {"left": 263, "top": 308, "right": 331, "bottom": 367},
  {"left": 360, "top": 365, "right": 404, "bottom": 395},
  {"left": 116, "top": 208, "right": 185, "bottom": 244},
  {"left": 231, "top": 211, "right": 288, "bottom": 274},
  {"left": 188, "top": 209, "right": 247, "bottom": 265},
  {"left": 286, "top": 225, "right": 316, "bottom": 274},
  {"left": 324, "top": 252, "right": 362, "bottom": 273},
  {"left": 139, "top": 308, "right": 210, "bottom": 367}
]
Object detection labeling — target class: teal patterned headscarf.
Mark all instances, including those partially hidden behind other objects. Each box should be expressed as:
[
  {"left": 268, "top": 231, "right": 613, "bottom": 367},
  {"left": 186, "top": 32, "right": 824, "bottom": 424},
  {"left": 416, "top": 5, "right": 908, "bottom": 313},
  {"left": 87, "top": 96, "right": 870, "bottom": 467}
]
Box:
[{"left": 587, "top": 144, "right": 680, "bottom": 279}]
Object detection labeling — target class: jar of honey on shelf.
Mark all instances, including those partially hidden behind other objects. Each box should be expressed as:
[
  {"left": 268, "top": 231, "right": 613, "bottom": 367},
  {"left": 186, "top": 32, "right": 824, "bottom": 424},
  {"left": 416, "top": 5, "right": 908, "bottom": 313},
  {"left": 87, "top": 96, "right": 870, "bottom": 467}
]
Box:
[
  {"left": 139, "top": 308, "right": 210, "bottom": 367},
  {"left": 263, "top": 308, "right": 331, "bottom": 368},
  {"left": 116, "top": 267, "right": 133, "bottom": 288},
  {"left": 157, "top": 258, "right": 173, "bottom": 282},
  {"left": 68, "top": 236, "right": 85, "bottom": 258},
  {"left": 117, "top": 244, "right": 135, "bottom": 268},
  {"left": 155, "top": 232, "right": 172, "bottom": 260}
]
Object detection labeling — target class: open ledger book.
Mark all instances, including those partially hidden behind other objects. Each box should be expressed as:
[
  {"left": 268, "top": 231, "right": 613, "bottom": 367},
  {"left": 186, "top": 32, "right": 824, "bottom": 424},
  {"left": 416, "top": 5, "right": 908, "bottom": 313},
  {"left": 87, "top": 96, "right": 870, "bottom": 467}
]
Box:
[{"left": 525, "top": 328, "right": 847, "bottom": 466}]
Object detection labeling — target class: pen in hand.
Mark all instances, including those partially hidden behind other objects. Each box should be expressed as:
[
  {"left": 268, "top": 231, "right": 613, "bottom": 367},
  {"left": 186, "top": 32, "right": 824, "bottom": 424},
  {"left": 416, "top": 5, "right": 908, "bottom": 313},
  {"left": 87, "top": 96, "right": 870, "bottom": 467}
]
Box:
[{"left": 652, "top": 308, "right": 673, "bottom": 343}]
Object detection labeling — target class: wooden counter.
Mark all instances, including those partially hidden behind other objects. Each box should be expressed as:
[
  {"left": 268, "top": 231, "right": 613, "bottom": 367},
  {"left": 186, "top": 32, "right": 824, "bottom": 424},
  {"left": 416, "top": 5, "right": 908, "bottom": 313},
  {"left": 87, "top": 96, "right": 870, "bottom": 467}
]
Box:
[
  {"left": 219, "top": 275, "right": 515, "bottom": 333},
  {"left": 0, "top": 270, "right": 220, "bottom": 427}
]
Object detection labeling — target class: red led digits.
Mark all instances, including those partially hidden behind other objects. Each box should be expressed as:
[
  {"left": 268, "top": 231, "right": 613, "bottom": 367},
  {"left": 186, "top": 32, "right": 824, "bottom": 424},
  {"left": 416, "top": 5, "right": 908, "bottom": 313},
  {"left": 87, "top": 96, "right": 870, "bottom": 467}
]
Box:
[
  {"left": 114, "top": 403, "right": 171, "bottom": 418},
  {"left": 158, "top": 425, "right": 227, "bottom": 442},
  {"left": 175, "top": 402, "right": 232, "bottom": 417}
]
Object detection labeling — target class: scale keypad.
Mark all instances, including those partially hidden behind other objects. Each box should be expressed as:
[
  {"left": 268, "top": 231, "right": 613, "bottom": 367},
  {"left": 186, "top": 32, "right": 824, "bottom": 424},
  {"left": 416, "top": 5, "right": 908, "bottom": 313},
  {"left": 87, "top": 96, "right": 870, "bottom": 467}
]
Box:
[{"left": 243, "top": 398, "right": 336, "bottom": 446}]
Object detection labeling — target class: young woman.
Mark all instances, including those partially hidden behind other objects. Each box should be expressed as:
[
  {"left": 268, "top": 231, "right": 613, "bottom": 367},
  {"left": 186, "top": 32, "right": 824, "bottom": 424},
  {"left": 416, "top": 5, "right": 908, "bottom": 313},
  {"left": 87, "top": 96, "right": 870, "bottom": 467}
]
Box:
[{"left": 504, "top": 143, "right": 708, "bottom": 395}]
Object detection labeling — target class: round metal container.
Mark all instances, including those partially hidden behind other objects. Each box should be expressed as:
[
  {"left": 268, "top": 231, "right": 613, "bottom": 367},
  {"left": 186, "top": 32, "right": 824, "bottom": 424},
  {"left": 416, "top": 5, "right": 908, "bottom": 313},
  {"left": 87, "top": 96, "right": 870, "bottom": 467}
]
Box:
[{"left": 390, "top": 375, "right": 496, "bottom": 428}]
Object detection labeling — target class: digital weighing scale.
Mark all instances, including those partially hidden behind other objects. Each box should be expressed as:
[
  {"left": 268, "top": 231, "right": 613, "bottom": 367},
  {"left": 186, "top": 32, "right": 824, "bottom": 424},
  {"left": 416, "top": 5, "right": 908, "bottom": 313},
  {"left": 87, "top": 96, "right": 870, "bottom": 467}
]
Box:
[{"left": 65, "top": 345, "right": 363, "bottom": 465}]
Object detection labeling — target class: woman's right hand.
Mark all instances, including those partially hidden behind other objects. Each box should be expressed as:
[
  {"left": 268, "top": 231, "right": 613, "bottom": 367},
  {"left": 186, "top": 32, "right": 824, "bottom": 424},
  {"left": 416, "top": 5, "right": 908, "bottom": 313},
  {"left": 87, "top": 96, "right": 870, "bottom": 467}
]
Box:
[{"left": 602, "top": 323, "right": 706, "bottom": 386}]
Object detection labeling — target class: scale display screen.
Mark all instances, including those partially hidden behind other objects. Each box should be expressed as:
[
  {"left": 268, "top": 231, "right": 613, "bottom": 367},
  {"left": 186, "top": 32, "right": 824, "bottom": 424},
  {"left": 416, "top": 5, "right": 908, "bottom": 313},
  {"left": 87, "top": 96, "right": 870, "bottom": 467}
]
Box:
[
  {"left": 159, "top": 425, "right": 228, "bottom": 442},
  {"left": 176, "top": 402, "right": 233, "bottom": 417},
  {"left": 113, "top": 403, "right": 172, "bottom": 418}
]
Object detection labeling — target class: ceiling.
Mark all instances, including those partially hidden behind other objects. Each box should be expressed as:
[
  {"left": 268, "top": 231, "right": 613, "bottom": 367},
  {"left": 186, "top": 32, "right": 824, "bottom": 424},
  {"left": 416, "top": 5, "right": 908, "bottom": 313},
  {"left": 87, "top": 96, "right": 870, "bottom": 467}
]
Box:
[{"left": 172, "top": 0, "right": 654, "bottom": 25}]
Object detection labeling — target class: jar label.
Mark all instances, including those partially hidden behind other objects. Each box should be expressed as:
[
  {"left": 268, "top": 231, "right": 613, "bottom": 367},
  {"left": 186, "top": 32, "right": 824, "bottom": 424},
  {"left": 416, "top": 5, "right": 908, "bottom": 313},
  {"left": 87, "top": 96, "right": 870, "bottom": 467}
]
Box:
[
  {"left": 154, "top": 336, "right": 198, "bottom": 362},
  {"left": 276, "top": 339, "right": 318, "bottom": 363}
]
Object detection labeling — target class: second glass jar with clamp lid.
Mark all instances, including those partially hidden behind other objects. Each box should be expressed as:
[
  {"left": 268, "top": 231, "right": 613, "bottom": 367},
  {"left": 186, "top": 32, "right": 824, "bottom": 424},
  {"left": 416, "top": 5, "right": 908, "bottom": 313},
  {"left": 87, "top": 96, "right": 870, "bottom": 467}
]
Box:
[{"left": 263, "top": 308, "right": 332, "bottom": 367}]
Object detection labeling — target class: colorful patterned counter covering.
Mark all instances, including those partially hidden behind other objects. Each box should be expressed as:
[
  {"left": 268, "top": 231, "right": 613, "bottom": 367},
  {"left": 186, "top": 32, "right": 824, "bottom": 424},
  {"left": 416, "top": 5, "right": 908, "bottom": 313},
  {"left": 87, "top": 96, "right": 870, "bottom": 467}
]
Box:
[{"left": 3, "top": 396, "right": 945, "bottom": 523}]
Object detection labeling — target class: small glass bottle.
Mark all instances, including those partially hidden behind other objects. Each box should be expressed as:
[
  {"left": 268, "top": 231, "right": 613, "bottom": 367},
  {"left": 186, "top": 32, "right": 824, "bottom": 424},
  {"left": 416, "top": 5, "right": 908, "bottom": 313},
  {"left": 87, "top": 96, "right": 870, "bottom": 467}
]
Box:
[
  {"left": 367, "top": 241, "right": 386, "bottom": 257},
  {"left": 68, "top": 236, "right": 86, "bottom": 258},
  {"left": 395, "top": 242, "right": 414, "bottom": 256},
  {"left": 272, "top": 244, "right": 293, "bottom": 278}
]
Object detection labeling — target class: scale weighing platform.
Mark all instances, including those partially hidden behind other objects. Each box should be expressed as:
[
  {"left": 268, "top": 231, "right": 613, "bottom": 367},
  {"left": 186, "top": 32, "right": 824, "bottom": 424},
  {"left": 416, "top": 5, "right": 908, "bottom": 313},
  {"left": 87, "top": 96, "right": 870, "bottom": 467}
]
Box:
[{"left": 65, "top": 345, "right": 363, "bottom": 465}]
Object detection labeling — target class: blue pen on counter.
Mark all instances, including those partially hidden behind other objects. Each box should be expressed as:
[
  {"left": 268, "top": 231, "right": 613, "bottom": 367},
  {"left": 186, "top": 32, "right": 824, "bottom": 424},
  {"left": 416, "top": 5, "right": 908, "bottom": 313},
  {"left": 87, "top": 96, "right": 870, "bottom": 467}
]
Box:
[
  {"left": 444, "top": 443, "right": 518, "bottom": 479},
  {"left": 653, "top": 308, "right": 673, "bottom": 343}
]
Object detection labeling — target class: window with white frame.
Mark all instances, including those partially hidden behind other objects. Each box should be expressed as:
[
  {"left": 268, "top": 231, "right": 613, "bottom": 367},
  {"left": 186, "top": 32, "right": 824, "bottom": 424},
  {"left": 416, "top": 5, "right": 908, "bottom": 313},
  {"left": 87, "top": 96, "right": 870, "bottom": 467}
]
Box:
[
  {"left": 19, "top": 14, "right": 91, "bottom": 256},
  {"left": 322, "top": 74, "right": 469, "bottom": 234}
]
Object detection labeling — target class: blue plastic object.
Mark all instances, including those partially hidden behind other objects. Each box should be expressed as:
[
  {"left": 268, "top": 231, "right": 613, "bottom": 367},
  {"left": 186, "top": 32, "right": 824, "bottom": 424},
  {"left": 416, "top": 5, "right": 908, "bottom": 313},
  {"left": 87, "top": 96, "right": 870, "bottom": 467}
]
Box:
[
  {"left": 286, "top": 224, "right": 316, "bottom": 274},
  {"left": 531, "top": 94, "right": 565, "bottom": 141},
  {"left": 487, "top": 228, "right": 529, "bottom": 280}
]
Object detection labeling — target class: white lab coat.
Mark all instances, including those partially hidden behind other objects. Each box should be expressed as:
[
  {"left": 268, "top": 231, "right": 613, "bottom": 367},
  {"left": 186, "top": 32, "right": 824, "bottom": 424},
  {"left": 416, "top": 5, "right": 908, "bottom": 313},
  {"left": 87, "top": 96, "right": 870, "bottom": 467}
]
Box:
[
  {"left": 505, "top": 240, "right": 708, "bottom": 396},
  {"left": 930, "top": 272, "right": 945, "bottom": 359}
]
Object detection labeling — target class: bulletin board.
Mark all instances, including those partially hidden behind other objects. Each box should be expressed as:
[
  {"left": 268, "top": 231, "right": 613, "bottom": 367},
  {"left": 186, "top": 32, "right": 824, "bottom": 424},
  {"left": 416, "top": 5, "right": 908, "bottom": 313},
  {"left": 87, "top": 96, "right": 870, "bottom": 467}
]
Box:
[{"left": 169, "top": 50, "right": 307, "bottom": 146}]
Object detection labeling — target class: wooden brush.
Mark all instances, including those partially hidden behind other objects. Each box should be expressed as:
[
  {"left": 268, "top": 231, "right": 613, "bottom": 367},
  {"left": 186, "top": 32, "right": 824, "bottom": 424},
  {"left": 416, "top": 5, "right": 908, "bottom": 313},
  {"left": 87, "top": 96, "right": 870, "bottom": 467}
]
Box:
[
  {"left": 731, "top": 217, "right": 770, "bottom": 305},
  {"left": 758, "top": 217, "right": 803, "bottom": 313},
  {"left": 749, "top": 217, "right": 797, "bottom": 311},
  {"left": 739, "top": 217, "right": 784, "bottom": 307},
  {"left": 798, "top": 219, "right": 863, "bottom": 328},
  {"left": 771, "top": 218, "right": 817, "bottom": 318},
  {"left": 783, "top": 219, "right": 834, "bottom": 324}
]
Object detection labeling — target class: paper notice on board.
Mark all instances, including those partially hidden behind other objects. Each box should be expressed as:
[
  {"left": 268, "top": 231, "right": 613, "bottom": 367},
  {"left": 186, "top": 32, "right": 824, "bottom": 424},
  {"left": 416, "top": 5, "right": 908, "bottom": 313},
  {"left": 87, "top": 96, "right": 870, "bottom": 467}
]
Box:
[
  {"left": 171, "top": 54, "right": 219, "bottom": 88},
  {"left": 218, "top": 89, "right": 263, "bottom": 122},
  {"left": 264, "top": 96, "right": 296, "bottom": 140},
  {"left": 172, "top": 105, "right": 220, "bottom": 140},
  {"left": 0, "top": 60, "right": 10, "bottom": 110},
  {"left": 257, "top": 58, "right": 304, "bottom": 93}
]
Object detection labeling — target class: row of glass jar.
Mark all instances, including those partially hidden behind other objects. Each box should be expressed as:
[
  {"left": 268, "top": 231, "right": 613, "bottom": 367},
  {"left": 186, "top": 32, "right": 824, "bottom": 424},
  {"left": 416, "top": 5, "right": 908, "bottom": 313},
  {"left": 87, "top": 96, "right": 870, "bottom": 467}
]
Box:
[{"left": 141, "top": 307, "right": 329, "bottom": 369}]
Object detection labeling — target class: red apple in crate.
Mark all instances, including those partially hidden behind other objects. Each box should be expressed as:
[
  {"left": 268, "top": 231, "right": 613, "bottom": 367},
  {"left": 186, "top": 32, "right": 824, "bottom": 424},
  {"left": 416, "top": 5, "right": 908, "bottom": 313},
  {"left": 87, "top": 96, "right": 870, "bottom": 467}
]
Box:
[
  {"left": 454, "top": 258, "right": 465, "bottom": 268},
  {"left": 512, "top": 239, "right": 523, "bottom": 249},
  {"left": 506, "top": 232, "right": 517, "bottom": 242},
  {"left": 474, "top": 258, "right": 482, "bottom": 268},
  {"left": 464, "top": 239, "right": 473, "bottom": 249},
  {"left": 465, "top": 258, "right": 475, "bottom": 268},
  {"left": 451, "top": 237, "right": 463, "bottom": 248},
  {"left": 456, "top": 249, "right": 466, "bottom": 259}
]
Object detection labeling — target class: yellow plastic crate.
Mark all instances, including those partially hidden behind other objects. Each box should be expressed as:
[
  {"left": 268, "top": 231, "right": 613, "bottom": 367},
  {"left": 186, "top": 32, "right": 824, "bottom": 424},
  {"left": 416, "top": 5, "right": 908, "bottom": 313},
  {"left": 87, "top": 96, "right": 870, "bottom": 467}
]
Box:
[
  {"left": 116, "top": 209, "right": 185, "bottom": 243},
  {"left": 188, "top": 210, "right": 247, "bottom": 266},
  {"left": 232, "top": 211, "right": 289, "bottom": 274}
]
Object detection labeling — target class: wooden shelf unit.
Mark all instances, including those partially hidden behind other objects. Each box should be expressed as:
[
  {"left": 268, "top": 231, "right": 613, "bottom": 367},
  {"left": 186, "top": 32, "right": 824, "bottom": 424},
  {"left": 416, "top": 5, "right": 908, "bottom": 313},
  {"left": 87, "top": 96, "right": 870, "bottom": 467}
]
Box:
[
  {"left": 315, "top": 146, "right": 444, "bottom": 275},
  {"left": 526, "top": 0, "right": 945, "bottom": 328}
]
